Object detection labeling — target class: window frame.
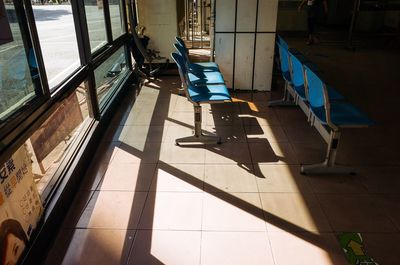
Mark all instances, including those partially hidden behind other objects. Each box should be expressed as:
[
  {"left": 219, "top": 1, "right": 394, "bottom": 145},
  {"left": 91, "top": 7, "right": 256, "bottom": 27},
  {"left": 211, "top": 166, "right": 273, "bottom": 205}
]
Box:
[
  {"left": 0, "top": 0, "right": 133, "bottom": 182},
  {"left": 0, "top": 0, "right": 49, "bottom": 139}
]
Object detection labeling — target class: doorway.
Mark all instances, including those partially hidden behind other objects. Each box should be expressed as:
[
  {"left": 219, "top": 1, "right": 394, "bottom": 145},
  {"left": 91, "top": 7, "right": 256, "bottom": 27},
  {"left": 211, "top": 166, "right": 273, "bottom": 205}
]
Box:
[{"left": 178, "top": 0, "right": 213, "bottom": 55}]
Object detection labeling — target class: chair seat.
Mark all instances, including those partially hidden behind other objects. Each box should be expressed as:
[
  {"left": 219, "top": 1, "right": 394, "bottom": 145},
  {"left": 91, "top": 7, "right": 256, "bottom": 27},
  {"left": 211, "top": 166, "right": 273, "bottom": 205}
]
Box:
[
  {"left": 190, "top": 62, "right": 219, "bottom": 69},
  {"left": 312, "top": 102, "right": 374, "bottom": 127},
  {"left": 326, "top": 85, "right": 344, "bottom": 101},
  {"left": 189, "top": 71, "right": 225, "bottom": 85},
  {"left": 294, "top": 85, "right": 344, "bottom": 102},
  {"left": 189, "top": 63, "right": 219, "bottom": 73},
  {"left": 188, "top": 84, "right": 231, "bottom": 102}
]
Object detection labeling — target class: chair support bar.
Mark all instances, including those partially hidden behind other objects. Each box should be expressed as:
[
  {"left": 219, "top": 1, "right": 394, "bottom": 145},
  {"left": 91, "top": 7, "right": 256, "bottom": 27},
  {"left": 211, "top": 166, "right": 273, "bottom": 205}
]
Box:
[
  {"left": 268, "top": 82, "right": 297, "bottom": 107},
  {"left": 301, "top": 129, "right": 355, "bottom": 175},
  {"left": 176, "top": 105, "right": 221, "bottom": 145}
]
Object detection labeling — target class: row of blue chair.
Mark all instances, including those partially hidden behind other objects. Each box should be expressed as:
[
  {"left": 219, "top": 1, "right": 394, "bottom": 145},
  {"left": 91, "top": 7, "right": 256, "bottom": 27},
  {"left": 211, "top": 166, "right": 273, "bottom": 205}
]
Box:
[
  {"left": 171, "top": 37, "right": 231, "bottom": 145},
  {"left": 272, "top": 35, "right": 373, "bottom": 175}
]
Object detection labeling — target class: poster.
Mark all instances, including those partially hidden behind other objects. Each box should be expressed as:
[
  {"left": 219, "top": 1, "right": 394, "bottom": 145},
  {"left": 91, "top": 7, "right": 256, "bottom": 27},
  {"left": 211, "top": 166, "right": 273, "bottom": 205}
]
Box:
[
  {"left": 0, "top": 0, "right": 14, "bottom": 45},
  {"left": 339, "top": 232, "right": 379, "bottom": 265},
  {"left": 0, "top": 145, "right": 43, "bottom": 265}
]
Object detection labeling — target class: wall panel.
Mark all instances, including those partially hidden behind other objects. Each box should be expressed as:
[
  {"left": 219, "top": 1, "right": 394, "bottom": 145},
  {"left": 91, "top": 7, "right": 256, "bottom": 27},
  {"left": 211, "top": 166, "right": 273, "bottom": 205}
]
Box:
[
  {"left": 213, "top": 0, "right": 278, "bottom": 91},
  {"left": 253, "top": 33, "right": 275, "bottom": 91},
  {"left": 215, "top": 0, "right": 236, "bottom": 32},
  {"left": 234, "top": 34, "right": 255, "bottom": 90},
  {"left": 236, "top": 0, "right": 257, "bottom": 32},
  {"left": 257, "top": 0, "right": 278, "bottom": 32},
  {"left": 215, "top": 33, "right": 234, "bottom": 88}
]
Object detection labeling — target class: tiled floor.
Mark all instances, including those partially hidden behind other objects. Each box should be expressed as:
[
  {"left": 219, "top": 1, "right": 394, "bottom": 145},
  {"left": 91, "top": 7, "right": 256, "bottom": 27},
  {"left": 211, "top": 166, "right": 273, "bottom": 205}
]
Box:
[{"left": 43, "top": 39, "right": 400, "bottom": 265}]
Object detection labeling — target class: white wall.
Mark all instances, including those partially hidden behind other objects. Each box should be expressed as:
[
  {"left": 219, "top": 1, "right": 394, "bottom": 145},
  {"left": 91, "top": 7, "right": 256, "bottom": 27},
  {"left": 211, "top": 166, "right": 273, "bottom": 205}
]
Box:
[
  {"left": 215, "top": 33, "right": 234, "bottom": 88},
  {"left": 214, "top": 0, "right": 278, "bottom": 91},
  {"left": 136, "top": 0, "right": 178, "bottom": 59}
]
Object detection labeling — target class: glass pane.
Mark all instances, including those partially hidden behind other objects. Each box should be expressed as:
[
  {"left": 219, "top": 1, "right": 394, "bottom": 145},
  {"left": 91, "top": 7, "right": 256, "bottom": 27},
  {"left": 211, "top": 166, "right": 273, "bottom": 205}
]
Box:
[
  {"left": 0, "top": 2, "right": 39, "bottom": 120},
  {"left": 84, "top": 0, "right": 107, "bottom": 52},
  {"left": 33, "top": 3, "right": 80, "bottom": 89},
  {"left": 26, "top": 82, "right": 91, "bottom": 195},
  {"left": 94, "top": 46, "right": 127, "bottom": 107},
  {"left": 109, "top": 0, "right": 124, "bottom": 40}
]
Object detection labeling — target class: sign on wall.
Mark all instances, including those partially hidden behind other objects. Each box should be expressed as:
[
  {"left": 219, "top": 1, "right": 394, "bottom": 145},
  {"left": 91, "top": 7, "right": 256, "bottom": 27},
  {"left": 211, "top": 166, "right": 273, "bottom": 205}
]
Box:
[
  {"left": 0, "top": 0, "right": 13, "bottom": 45},
  {"left": 0, "top": 145, "right": 43, "bottom": 265}
]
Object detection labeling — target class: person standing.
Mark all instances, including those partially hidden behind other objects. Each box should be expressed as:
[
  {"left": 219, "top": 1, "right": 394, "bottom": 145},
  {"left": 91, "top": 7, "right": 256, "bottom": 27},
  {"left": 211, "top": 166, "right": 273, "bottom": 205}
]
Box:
[{"left": 298, "top": 0, "right": 328, "bottom": 45}]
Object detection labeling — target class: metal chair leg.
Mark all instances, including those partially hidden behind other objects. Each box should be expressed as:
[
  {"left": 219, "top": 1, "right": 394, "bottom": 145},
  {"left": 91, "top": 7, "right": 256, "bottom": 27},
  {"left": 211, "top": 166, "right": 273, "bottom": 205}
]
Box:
[
  {"left": 176, "top": 104, "right": 221, "bottom": 145},
  {"left": 269, "top": 81, "right": 297, "bottom": 107},
  {"left": 300, "top": 131, "right": 355, "bottom": 175}
]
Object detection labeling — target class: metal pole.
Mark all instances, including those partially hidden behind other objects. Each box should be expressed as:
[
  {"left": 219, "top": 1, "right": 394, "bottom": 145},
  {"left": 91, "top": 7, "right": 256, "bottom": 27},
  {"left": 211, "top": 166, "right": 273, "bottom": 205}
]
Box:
[
  {"left": 185, "top": 0, "right": 189, "bottom": 40},
  {"left": 251, "top": 0, "right": 260, "bottom": 98},
  {"left": 200, "top": 0, "right": 203, "bottom": 48},
  {"left": 210, "top": 0, "right": 215, "bottom": 61},
  {"left": 191, "top": 0, "right": 194, "bottom": 48},
  {"left": 72, "top": 0, "right": 100, "bottom": 119},
  {"left": 22, "top": 0, "right": 50, "bottom": 96}
]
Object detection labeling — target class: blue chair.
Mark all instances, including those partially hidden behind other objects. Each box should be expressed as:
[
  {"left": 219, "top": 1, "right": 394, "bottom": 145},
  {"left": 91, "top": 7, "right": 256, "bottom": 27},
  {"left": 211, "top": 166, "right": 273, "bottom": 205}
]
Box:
[
  {"left": 301, "top": 64, "right": 373, "bottom": 175},
  {"left": 268, "top": 42, "right": 297, "bottom": 106},
  {"left": 173, "top": 43, "right": 224, "bottom": 86},
  {"left": 288, "top": 50, "right": 344, "bottom": 104},
  {"left": 276, "top": 35, "right": 309, "bottom": 63},
  {"left": 276, "top": 35, "right": 289, "bottom": 50},
  {"left": 175, "top": 37, "right": 219, "bottom": 72},
  {"left": 171, "top": 52, "right": 231, "bottom": 145}
]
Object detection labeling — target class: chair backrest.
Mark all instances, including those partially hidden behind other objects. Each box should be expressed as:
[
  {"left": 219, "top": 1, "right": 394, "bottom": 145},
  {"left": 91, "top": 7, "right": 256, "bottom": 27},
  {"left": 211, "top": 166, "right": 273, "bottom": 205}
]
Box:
[
  {"left": 171, "top": 52, "right": 189, "bottom": 87},
  {"left": 175, "top": 36, "right": 187, "bottom": 53},
  {"left": 288, "top": 50, "right": 305, "bottom": 88},
  {"left": 132, "top": 30, "right": 151, "bottom": 62},
  {"left": 276, "top": 35, "right": 289, "bottom": 50},
  {"left": 276, "top": 42, "right": 290, "bottom": 75},
  {"left": 304, "top": 64, "right": 325, "bottom": 109},
  {"left": 173, "top": 43, "right": 190, "bottom": 68}
]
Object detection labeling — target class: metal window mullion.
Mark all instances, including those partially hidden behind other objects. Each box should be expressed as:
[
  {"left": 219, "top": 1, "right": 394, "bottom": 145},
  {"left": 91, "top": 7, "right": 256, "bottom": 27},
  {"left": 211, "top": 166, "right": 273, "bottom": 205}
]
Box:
[
  {"left": 191, "top": 0, "right": 194, "bottom": 48},
  {"left": 185, "top": 0, "right": 189, "bottom": 40},
  {"left": 130, "top": 0, "right": 138, "bottom": 27},
  {"left": 72, "top": 0, "right": 100, "bottom": 120},
  {"left": 22, "top": 0, "right": 50, "bottom": 97},
  {"left": 103, "top": 0, "right": 113, "bottom": 43},
  {"left": 123, "top": 43, "right": 133, "bottom": 72},
  {"left": 120, "top": 0, "right": 132, "bottom": 71},
  {"left": 211, "top": 0, "right": 215, "bottom": 61},
  {"left": 120, "top": 0, "right": 128, "bottom": 34},
  {"left": 71, "top": 0, "right": 92, "bottom": 65},
  {"left": 250, "top": 0, "right": 260, "bottom": 98},
  {"left": 200, "top": 0, "right": 203, "bottom": 48},
  {"left": 232, "top": 0, "right": 238, "bottom": 90},
  {"left": 125, "top": 0, "right": 134, "bottom": 31},
  {"left": 86, "top": 72, "right": 100, "bottom": 119}
]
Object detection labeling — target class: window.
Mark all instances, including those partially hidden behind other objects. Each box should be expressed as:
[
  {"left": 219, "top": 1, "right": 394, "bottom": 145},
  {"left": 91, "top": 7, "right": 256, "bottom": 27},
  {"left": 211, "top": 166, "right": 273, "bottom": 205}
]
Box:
[
  {"left": 84, "top": 0, "right": 108, "bottom": 52},
  {"left": 94, "top": 46, "right": 127, "bottom": 108},
  {"left": 33, "top": 3, "right": 80, "bottom": 89},
  {"left": 25, "top": 82, "right": 91, "bottom": 197},
  {"left": 0, "top": 1, "right": 40, "bottom": 120},
  {"left": 0, "top": 0, "right": 132, "bottom": 262},
  {"left": 109, "top": 0, "right": 125, "bottom": 40}
]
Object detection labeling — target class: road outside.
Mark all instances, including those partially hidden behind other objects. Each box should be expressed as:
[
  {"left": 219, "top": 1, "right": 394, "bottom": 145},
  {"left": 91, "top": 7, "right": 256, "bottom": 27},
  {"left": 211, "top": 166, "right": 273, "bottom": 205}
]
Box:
[{"left": 0, "top": 2, "right": 125, "bottom": 117}]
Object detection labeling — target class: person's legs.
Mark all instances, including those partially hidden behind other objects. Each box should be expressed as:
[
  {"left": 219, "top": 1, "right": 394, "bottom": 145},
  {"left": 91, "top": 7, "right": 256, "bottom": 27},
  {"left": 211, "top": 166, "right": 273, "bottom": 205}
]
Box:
[{"left": 307, "top": 16, "right": 315, "bottom": 45}]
